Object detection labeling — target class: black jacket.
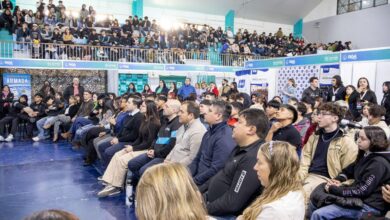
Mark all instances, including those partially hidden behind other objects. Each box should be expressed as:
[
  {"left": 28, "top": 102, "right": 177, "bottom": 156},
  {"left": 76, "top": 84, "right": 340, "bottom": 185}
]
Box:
[
  {"left": 327, "top": 85, "right": 345, "bottom": 102},
  {"left": 302, "top": 87, "right": 321, "bottom": 100},
  {"left": 64, "top": 104, "right": 80, "bottom": 118},
  {"left": 205, "top": 139, "right": 264, "bottom": 216},
  {"left": 0, "top": 92, "right": 14, "bottom": 114},
  {"left": 360, "top": 90, "right": 377, "bottom": 104},
  {"left": 7, "top": 101, "right": 28, "bottom": 117},
  {"left": 131, "top": 120, "right": 160, "bottom": 151},
  {"left": 381, "top": 92, "right": 390, "bottom": 125},
  {"left": 116, "top": 111, "right": 143, "bottom": 143},
  {"left": 330, "top": 151, "right": 390, "bottom": 212},
  {"left": 152, "top": 116, "right": 181, "bottom": 158},
  {"left": 347, "top": 91, "right": 360, "bottom": 121},
  {"left": 30, "top": 102, "right": 47, "bottom": 119},
  {"left": 63, "top": 84, "right": 85, "bottom": 103}
]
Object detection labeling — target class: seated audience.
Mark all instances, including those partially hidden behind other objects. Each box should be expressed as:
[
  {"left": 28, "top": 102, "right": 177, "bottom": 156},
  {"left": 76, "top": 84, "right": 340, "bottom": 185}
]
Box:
[
  {"left": 299, "top": 102, "right": 358, "bottom": 205},
  {"left": 367, "top": 104, "right": 390, "bottom": 139},
  {"left": 265, "top": 104, "right": 302, "bottom": 154},
  {"left": 189, "top": 100, "right": 236, "bottom": 188},
  {"left": 33, "top": 95, "right": 64, "bottom": 141},
  {"left": 309, "top": 126, "right": 390, "bottom": 219},
  {"left": 165, "top": 101, "right": 207, "bottom": 165},
  {"left": 43, "top": 95, "right": 80, "bottom": 142},
  {"left": 0, "top": 85, "right": 14, "bottom": 118},
  {"left": 294, "top": 102, "right": 311, "bottom": 144},
  {"left": 239, "top": 141, "right": 305, "bottom": 220},
  {"left": 126, "top": 99, "right": 181, "bottom": 185},
  {"left": 97, "top": 94, "right": 143, "bottom": 167},
  {"left": 97, "top": 100, "right": 160, "bottom": 197},
  {"left": 204, "top": 109, "right": 269, "bottom": 217},
  {"left": 0, "top": 95, "right": 28, "bottom": 142}
]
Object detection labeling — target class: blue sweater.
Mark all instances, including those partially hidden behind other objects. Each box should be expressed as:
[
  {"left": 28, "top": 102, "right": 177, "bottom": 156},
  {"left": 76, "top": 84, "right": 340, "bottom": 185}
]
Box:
[
  {"left": 178, "top": 84, "right": 196, "bottom": 99},
  {"left": 189, "top": 121, "right": 236, "bottom": 186}
]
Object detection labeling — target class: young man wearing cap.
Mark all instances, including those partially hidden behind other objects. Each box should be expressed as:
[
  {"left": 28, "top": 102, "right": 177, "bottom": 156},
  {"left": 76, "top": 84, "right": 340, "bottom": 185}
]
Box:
[
  {"left": 265, "top": 104, "right": 302, "bottom": 154},
  {"left": 299, "top": 102, "right": 357, "bottom": 206}
]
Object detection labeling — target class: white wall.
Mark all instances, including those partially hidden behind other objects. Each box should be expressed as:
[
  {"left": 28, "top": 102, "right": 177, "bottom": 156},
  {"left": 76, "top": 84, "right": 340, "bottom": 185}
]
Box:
[
  {"left": 144, "top": 6, "right": 293, "bottom": 34},
  {"left": 303, "top": 4, "right": 390, "bottom": 49},
  {"left": 303, "top": 0, "right": 337, "bottom": 23}
]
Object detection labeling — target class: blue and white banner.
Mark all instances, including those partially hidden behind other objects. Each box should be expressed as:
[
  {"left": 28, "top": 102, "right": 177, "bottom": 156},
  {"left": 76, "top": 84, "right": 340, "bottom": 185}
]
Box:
[
  {"left": 320, "top": 64, "right": 340, "bottom": 86},
  {"left": 2, "top": 73, "right": 32, "bottom": 101}
]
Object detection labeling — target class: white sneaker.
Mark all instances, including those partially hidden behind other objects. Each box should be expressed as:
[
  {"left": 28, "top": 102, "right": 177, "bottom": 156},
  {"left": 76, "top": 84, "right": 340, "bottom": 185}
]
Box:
[
  {"left": 0, "top": 136, "right": 4, "bottom": 142},
  {"left": 32, "top": 137, "right": 40, "bottom": 142},
  {"left": 5, "top": 134, "right": 13, "bottom": 142},
  {"left": 97, "top": 185, "right": 121, "bottom": 198}
]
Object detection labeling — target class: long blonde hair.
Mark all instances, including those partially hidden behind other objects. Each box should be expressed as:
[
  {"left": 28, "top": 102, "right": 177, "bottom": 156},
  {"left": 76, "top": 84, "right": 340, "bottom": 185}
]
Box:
[
  {"left": 135, "top": 163, "right": 208, "bottom": 220},
  {"left": 242, "top": 141, "right": 302, "bottom": 219}
]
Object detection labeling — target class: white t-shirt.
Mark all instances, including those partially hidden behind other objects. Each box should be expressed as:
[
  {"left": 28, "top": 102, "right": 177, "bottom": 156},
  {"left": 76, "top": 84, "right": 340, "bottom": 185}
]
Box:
[{"left": 256, "top": 190, "right": 305, "bottom": 220}]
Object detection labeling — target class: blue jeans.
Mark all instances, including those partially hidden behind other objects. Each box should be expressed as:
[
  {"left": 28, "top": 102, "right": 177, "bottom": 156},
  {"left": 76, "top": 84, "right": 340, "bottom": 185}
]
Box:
[
  {"left": 309, "top": 202, "right": 381, "bottom": 220},
  {"left": 36, "top": 117, "right": 51, "bottom": 139},
  {"left": 127, "top": 154, "right": 164, "bottom": 182},
  {"left": 70, "top": 117, "right": 92, "bottom": 137}
]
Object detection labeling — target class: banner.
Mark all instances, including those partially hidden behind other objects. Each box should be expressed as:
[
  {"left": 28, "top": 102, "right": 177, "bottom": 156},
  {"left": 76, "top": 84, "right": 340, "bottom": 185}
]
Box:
[
  {"left": 118, "top": 73, "right": 148, "bottom": 95},
  {"left": 235, "top": 70, "right": 251, "bottom": 94},
  {"left": 2, "top": 73, "right": 32, "bottom": 101},
  {"left": 319, "top": 64, "right": 340, "bottom": 86},
  {"left": 250, "top": 69, "right": 270, "bottom": 99}
]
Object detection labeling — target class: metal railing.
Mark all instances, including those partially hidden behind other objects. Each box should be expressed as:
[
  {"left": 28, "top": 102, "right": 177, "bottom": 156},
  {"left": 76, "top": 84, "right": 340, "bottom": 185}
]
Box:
[{"left": 0, "top": 40, "right": 268, "bottom": 67}]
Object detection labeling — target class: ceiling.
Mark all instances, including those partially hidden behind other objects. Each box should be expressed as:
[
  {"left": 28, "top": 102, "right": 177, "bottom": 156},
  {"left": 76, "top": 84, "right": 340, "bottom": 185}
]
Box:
[{"left": 144, "top": 0, "right": 323, "bottom": 25}]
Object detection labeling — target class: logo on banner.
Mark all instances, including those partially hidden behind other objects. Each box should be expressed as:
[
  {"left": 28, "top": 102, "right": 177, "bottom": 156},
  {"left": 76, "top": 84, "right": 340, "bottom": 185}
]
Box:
[{"left": 238, "top": 80, "right": 245, "bottom": 88}]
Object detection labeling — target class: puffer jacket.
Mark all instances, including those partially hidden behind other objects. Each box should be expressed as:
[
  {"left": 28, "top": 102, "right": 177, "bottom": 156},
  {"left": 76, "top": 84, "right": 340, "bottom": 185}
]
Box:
[{"left": 299, "top": 128, "right": 358, "bottom": 181}]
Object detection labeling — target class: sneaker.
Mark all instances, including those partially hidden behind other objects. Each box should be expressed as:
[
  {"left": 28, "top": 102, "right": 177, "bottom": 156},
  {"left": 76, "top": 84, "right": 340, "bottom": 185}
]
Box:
[
  {"left": 5, "top": 134, "right": 13, "bottom": 142},
  {"left": 97, "top": 185, "right": 121, "bottom": 198},
  {"left": 97, "top": 176, "right": 103, "bottom": 181},
  {"left": 0, "top": 136, "right": 4, "bottom": 142},
  {"left": 32, "top": 137, "right": 40, "bottom": 142}
]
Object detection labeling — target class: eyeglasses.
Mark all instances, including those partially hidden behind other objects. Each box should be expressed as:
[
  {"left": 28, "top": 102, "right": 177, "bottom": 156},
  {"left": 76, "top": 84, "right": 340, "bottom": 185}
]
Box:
[{"left": 318, "top": 112, "right": 334, "bottom": 116}]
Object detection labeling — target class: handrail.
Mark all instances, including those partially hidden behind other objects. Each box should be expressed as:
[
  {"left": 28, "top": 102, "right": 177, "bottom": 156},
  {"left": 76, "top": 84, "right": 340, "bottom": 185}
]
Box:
[{"left": 0, "top": 40, "right": 270, "bottom": 67}]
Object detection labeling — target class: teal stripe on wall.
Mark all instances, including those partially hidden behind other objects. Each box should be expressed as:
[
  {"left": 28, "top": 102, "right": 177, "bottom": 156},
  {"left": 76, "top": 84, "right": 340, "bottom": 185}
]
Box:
[
  {"left": 132, "top": 0, "right": 143, "bottom": 17},
  {"left": 225, "top": 10, "right": 234, "bottom": 33},
  {"left": 293, "top": 19, "right": 303, "bottom": 38}
]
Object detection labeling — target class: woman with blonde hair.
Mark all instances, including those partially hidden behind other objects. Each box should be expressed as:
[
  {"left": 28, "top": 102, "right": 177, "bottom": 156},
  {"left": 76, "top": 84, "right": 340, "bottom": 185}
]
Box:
[
  {"left": 136, "top": 163, "right": 208, "bottom": 220},
  {"left": 239, "top": 141, "right": 305, "bottom": 220}
]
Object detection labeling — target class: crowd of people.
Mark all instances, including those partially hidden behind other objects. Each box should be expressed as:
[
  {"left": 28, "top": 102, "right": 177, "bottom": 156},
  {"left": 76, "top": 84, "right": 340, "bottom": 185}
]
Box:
[
  {"left": 1, "top": 74, "right": 390, "bottom": 220},
  {"left": 0, "top": 0, "right": 352, "bottom": 64}
]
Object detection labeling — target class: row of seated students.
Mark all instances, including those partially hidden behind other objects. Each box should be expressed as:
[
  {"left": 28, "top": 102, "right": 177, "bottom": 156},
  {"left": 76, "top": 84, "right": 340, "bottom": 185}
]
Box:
[
  {"left": 1, "top": 81, "right": 390, "bottom": 219},
  {"left": 47, "top": 90, "right": 388, "bottom": 219}
]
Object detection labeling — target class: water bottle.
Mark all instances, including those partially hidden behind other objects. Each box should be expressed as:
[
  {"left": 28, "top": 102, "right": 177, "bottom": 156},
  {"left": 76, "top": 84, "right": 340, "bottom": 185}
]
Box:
[{"left": 125, "top": 171, "right": 133, "bottom": 207}]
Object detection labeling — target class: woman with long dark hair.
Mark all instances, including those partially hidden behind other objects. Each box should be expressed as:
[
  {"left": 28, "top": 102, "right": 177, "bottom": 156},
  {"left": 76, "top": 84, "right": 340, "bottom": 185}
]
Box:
[
  {"left": 381, "top": 81, "right": 390, "bottom": 125},
  {"left": 327, "top": 75, "right": 345, "bottom": 102},
  {"left": 142, "top": 84, "right": 153, "bottom": 94},
  {"left": 344, "top": 85, "right": 360, "bottom": 121},
  {"left": 168, "top": 82, "right": 178, "bottom": 99},
  {"left": 357, "top": 77, "right": 377, "bottom": 104},
  {"left": 126, "top": 83, "right": 136, "bottom": 95},
  {"left": 97, "top": 100, "right": 161, "bottom": 197},
  {"left": 0, "top": 85, "right": 14, "bottom": 118},
  {"left": 310, "top": 126, "right": 390, "bottom": 219},
  {"left": 155, "top": 80, "right": 169, "bottom": 95}
]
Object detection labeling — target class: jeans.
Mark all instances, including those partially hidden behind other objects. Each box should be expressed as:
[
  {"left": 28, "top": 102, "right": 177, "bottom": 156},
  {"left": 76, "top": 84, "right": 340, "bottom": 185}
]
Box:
[
  {"left": 309, "top": 202, "right": 381, "bottom": 220},
  {"left": 127, "top": 154, "right": 164, "bottom": 183},
  {"left": 74, "top": 124, "right": 96, "bottom": 142},
  {"left": 70, "top": 117, "right": 92, "bottom": 137},
  {"left": 36, "top": 117, "right": 52, "bottom": 139}
]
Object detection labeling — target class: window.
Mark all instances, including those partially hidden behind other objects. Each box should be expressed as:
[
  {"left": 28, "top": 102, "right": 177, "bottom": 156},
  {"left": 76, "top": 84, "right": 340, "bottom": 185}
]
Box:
[{"left": 337, "top": 0, "right": 388, "bottom": 14}]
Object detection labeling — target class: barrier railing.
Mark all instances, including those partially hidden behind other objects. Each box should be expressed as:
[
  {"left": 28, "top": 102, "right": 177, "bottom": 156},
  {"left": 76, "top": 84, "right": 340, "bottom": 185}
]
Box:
[{"left": 0, "top": 41, "right": 268, "bottom": 67}]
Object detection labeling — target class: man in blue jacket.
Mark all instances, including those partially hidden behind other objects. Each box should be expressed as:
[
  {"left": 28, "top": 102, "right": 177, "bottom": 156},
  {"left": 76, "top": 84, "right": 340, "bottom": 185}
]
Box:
[
  {"left": 178, "top": 78, "right": 196, "bottom": 100},
  {"left": 189, "top": 100, "right": 236, "bottom": 189}
]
